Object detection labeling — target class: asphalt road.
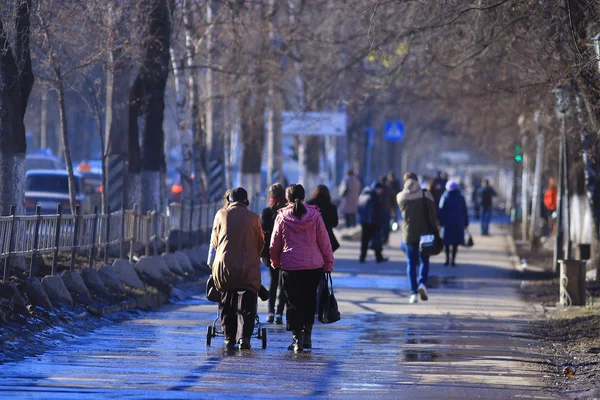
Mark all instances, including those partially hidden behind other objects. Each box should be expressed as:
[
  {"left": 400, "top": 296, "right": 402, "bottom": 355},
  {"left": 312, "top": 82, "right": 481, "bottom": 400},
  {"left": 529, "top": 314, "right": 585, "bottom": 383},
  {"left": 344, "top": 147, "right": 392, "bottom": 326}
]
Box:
[{"left": 0, "top": 225, "right": 557, "bottom": 399}]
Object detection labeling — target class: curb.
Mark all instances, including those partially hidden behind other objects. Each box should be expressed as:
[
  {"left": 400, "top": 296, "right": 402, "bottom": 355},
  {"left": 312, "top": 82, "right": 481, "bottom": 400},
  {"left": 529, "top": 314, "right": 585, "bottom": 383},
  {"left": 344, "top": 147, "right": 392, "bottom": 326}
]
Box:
[{"left": 505, "top": 233, "right": 520, "bottom": 271}]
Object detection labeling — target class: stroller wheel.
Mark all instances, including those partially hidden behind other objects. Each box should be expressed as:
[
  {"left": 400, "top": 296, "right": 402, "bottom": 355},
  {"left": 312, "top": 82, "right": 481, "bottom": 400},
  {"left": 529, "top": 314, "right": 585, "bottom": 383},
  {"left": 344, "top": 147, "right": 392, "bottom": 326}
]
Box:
[
  {"left": 206, "top": 326, "right": 212, "bottom": 347},
  {"left": 261, "top": 328, "right": 267, "bottom": 349}
]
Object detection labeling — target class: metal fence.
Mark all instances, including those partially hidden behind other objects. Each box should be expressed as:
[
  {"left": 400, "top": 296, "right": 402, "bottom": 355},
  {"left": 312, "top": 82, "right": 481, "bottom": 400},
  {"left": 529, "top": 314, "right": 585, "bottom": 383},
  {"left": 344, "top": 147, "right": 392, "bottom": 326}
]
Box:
[
  {"left": 0, "top": 201, "right": 229, "bottom": 283},
  {"left": 0, "top": 197, "right": 269, "bottom": 283}
]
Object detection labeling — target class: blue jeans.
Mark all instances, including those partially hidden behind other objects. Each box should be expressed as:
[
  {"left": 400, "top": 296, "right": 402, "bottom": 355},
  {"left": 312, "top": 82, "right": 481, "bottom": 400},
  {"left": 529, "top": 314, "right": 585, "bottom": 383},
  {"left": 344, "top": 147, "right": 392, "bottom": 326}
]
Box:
[
  {"left": 402, "top": 243, "right": 430, "bottom": 294},
  {"left": 481, "top": 207, "right": 492, "bottom": 235}
]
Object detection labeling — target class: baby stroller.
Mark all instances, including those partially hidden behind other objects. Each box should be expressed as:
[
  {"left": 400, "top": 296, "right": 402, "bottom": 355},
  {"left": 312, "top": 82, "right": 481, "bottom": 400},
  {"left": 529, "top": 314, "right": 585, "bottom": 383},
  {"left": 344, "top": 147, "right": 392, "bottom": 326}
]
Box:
[{"left": 205, "top": 279, "right": 268, "bottom": 348}]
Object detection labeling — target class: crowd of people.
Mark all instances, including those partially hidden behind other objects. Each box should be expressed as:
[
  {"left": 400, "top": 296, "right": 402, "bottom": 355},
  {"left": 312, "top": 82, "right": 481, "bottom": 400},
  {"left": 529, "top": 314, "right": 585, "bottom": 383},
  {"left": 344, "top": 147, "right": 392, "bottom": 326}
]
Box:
[
  {"left": 340, "top": 169, "right": 499, "bottom": 303},
  {"left": 206, "top": 170, "right": 499, "bottom": 351}
]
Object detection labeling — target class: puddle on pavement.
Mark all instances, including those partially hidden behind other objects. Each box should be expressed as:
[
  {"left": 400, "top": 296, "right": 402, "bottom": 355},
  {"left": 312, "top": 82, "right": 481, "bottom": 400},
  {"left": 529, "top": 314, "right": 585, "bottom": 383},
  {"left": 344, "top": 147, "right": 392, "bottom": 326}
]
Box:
[{"left": 402, "top": 350, "right": 441, "bottom": 362}]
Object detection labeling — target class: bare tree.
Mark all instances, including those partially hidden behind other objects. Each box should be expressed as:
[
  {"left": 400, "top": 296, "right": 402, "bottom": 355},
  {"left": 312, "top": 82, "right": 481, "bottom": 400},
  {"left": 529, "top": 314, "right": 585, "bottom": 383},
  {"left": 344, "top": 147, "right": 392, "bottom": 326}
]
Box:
[{"left": 0, "top": 0, "right": 34, "bottom": 216}]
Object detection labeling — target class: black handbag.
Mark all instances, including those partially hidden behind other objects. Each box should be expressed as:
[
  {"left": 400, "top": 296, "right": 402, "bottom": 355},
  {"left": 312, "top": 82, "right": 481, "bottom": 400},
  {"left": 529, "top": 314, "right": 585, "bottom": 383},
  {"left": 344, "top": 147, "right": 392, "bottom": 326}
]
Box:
[
  {"left": 205, "top": 275, "right": 221, "bottom": 303},
  {"left": 419, "top": 190, "right": 443, "bottom": 256},
  {"left": 318, "top": 272, "right": 341, "bottom": 324},
  {"left": 465, "top": 230, "right": 474, "bottom": 247}
]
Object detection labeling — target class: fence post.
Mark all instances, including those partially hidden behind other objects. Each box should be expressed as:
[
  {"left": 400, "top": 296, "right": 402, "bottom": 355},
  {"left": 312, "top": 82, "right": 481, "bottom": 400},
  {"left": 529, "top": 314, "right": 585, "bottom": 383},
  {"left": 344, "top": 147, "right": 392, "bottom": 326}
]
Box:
[
  {"left": 152, "top": 210, "right": 158, "bottom": 256},
  {"left": 145, "top": 211, "right": 151, "bottom": 257},
  {"left": 129, "top": 204, "right": 138, "bottom": 263},
  {"left": 165, "top": 204, "right": 171, "bottom": 254},
  {"left": 119, "top": 202, "right": 125, "bottom": 259},
  {"left": 70, "top": 205, "right": 81, "bottom": 273},
  {"left": 104, "top": 206, "right": 111, "bottom": 265},
  {"left": 178, "top": 201, "right": 185, "bottom": 251},
  {"left": 89, "top": 206, "right": 99, "bottom": 269},
  {"left": 3, "top": 206, "right": 16, "bottom": 283},
  {"left": 30, "top": 205, "right": 42, "bottom": 278},
  {"left": 52, "top": 204, "right": 62, "bottom": 276},
  {"left": 188, "top": 201, "right": 194, "bottom": 250}
]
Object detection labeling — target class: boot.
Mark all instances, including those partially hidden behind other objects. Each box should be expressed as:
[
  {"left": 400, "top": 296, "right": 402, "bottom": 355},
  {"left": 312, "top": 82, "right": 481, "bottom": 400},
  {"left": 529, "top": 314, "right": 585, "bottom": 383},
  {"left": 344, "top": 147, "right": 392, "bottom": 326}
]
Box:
[
  {"left": 303, "top": 324, "right": 313, "bottom": 349},
  {"left": 287, "top": 329, "right": 304, "bottom": 352}
]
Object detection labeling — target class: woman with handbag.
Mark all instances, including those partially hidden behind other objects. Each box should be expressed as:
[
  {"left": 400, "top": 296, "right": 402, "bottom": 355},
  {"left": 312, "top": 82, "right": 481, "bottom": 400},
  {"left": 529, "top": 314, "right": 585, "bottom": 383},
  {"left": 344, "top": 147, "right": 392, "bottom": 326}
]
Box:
[
  {"left": 260, "top": 183, "right": 288, "bottom": 324},
  {"left": 438, "top": 181, "right": 469, "bottom": 267},
  {"left": 270, "top": 184, "right": 334, "bottom": 352},
  {"left": 397, "top": 172, "right": 438, "bottom": 304}
]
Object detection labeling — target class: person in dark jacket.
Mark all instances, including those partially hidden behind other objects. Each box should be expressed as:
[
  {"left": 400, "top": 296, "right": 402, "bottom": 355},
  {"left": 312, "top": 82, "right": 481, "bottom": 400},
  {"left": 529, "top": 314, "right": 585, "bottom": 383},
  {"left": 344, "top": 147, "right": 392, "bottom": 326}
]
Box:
[
  {"left": 477, "top": 179, "right": 497, "bottom": 236},
  {"left": 261, "top": 183, "right": 287, "bottom": 324},
  {"left": 307, "top": 185, "right": 340, "bottom": 252},
  {"left": 439, "top": 181, "right": 469, "bottom": 267},
  {"left": 379, "top": 176, "right": 396, "bottom": 245},
  {"left": 357, "top": 182, "right": 387, "bottom": 263}
]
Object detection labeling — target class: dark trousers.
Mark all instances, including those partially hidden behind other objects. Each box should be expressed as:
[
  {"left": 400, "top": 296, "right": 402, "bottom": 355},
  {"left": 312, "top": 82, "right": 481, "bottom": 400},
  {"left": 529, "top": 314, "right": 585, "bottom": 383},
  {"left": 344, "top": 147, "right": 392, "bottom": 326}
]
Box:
[
  {"left": 220, "top": 290, "right": 257, "bottom": 342},
  {"left": 345, "top": 213, "right": 357, "bottom": 228},
  {"left": 268, "top": 267, "right": 286, "bottom": 315},
  {"left": 360, "top": 223, "right": 383, "bottom": 262},
  {"left": 381, "top": 211, "right": 391, "bottom": 244},
  {"left": 282, "top": 268, "right": 323, "bottom": 331},
  {"left": 445, "top": 245, "right": 458, "bottom": 263},
  {"left": 481, "top": 207, "right": 492, "bottom": 235}
]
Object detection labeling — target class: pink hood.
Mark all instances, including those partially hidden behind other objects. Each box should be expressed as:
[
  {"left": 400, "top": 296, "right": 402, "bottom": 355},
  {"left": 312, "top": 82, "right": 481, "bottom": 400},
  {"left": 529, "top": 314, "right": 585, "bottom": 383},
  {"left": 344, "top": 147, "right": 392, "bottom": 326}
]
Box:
[{"left": 269, "top": 204, "right": 334, "bottom": 272}]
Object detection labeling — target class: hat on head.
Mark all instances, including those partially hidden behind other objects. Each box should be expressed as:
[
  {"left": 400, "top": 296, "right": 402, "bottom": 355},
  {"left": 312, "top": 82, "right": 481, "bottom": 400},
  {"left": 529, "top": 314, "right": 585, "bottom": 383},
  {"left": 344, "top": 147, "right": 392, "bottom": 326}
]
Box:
[
  {"left": 371, "top": 181, "right": 384, "bottom": 190},
  {"left": 229, "top": 187, "right": 249, "bottom": 203},
  {"left": 446, "top": 180, "right": 459, "bottom": 191}
]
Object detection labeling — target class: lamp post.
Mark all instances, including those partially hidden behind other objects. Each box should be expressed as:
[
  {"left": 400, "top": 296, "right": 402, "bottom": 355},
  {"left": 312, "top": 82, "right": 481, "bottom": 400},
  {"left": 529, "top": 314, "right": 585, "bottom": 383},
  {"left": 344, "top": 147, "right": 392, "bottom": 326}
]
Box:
[{"left": 553, "top": 85, "right": 572, "bottom": 271}]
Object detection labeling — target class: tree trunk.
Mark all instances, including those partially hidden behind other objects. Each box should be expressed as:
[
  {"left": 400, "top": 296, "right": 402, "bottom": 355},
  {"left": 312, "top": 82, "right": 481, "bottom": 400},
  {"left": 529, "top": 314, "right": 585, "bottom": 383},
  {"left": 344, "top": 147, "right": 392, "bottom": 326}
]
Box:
[
  {"left": 104, "top": 5, "right": 130, "bottom": 213},
  {"left": 239, "top": 90, "right": 266, "bottom": 200},
  {"left": 129, "top": 0, "right": 173, "bottom": 213},
  {"left": 55, "top": 77, "right": 78, "bottom": 214},
  {"left": 40, "top": 89, "right": 48, "bottom": 149},
  {"left": 0, "top": 1, "right": 34, "bottom": 217},
  {"left": 169, "top": 46, "right": 194, "bottom": 204},
  {"left": 529, "top": 129, "right": 544, "bottom": 252}
]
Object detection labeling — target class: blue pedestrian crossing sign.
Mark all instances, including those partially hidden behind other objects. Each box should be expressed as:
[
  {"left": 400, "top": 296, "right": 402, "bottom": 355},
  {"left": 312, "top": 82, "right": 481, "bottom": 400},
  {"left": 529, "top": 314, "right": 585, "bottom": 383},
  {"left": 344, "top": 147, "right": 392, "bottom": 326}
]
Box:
[{"left": 384, "top": 121, "right": 404, "bottom": 142}]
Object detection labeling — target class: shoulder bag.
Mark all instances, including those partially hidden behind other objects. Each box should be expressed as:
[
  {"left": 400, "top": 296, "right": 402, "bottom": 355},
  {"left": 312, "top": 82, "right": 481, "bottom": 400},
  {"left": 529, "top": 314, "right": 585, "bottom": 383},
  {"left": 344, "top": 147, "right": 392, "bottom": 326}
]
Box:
[
  {"left": 318, "top": 272, "right": 341, "bottom": 324},
  {"left": 419, "top": 190, "right": 444, "bottom": 256}
]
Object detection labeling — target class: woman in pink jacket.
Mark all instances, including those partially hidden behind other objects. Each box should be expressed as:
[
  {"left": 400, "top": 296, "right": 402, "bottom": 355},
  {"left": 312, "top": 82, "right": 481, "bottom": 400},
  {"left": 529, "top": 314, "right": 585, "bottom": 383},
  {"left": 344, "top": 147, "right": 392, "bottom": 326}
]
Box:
[{"left": 270, "top": 184, "right": 334, "bottom": 352}]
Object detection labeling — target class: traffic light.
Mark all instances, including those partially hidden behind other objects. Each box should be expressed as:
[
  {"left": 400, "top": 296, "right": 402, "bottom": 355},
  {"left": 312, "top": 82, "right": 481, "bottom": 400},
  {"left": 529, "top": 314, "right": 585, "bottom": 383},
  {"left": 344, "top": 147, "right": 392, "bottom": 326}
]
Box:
[{"left": 514, "top": 145, "right": 523, "bottom": 162}]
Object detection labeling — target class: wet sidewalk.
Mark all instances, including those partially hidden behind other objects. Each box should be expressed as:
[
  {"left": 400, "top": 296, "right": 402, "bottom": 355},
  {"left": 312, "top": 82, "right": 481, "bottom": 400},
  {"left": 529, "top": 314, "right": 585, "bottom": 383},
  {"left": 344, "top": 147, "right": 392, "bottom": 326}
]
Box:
[{"left": 0, "top": 225, "right": 556, "bottom": 399}]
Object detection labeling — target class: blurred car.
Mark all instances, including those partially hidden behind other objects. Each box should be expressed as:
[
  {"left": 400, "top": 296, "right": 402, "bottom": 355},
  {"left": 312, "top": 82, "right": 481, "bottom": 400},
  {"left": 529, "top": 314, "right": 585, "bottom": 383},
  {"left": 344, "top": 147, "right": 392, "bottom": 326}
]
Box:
[
  {"left": 25, "top": 170, "right": 93, "bottom": 214},
  {"left": 25, "top": 155, "right": 64, "bottom": 171}
]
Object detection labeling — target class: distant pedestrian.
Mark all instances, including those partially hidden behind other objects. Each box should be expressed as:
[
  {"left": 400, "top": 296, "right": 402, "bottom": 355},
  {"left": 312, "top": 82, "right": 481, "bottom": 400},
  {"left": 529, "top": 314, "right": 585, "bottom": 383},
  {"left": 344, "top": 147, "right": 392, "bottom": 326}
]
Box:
[
  {"left": 379, "top": 176, "right": 396, "bottom": 245},
  {"left": 260, "top": 183, "right": 287, "bottom": 325},
  {"left": 211, "top": 187, "right": 265, "bottom": 350},
  {"left": 397, "top": 172, "right": 437, "bottom": 304},
  {"left": 471, "top": 174, "right": 482, "bottom": 220},
  {"left": 438, "top": 181, "right": 469, "bottom": 267},
  {"left": 544, "top": 176, "right": 558, "bottom": 236},
  {"left": 387, "top": 171, "right": 402, "bottom": 197},
  {"left": 430, "top": 171, "right": 447, "bottom": 214},
  {"left": 307, "top": 184, "right": 340, "bottom": 252},
  {"left": 270, "top": 184, "right": 334, "bottom": 352},
  {"left": 339, "top": 169, "right": 361, "bottom": 228},
  {"left": 477, "top": 179, "right": 497, "bottom": 236},
  {"left": 357, "top": 182, "right": 387, "bottom": 263}
]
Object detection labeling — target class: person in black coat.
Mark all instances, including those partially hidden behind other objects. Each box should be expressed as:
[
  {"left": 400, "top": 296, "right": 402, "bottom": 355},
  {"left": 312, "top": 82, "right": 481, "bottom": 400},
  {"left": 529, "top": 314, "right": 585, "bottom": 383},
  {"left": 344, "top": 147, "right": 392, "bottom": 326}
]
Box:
[
  {"left": 260, "top": 183, "right": 287, "bottom": 324},
  {"left": 307, "top": 185, "right": 340, "bottom": 252}
]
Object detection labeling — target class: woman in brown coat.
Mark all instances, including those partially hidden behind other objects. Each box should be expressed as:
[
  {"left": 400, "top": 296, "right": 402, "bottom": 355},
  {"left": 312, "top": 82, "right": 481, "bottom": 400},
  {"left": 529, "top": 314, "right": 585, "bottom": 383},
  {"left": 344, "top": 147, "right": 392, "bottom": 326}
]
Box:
[{"left": 211, "top": 187, "right": 264, "bottom": 349}]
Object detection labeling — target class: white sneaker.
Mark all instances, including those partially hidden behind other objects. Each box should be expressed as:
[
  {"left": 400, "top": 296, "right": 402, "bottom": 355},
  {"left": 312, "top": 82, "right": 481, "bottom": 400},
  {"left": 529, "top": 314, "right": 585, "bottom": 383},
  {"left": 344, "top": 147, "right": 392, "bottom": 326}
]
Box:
[
  {"left": 418, "top": 284, "right": 429, "bottom": 301},
  {"left": 409, "top": 294, "right": 418, "bottom": 304}
]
